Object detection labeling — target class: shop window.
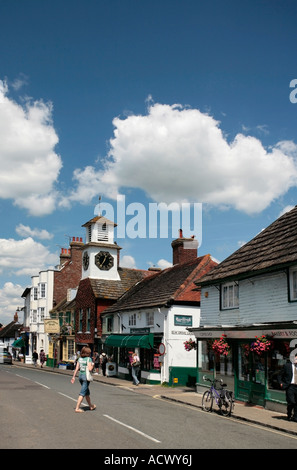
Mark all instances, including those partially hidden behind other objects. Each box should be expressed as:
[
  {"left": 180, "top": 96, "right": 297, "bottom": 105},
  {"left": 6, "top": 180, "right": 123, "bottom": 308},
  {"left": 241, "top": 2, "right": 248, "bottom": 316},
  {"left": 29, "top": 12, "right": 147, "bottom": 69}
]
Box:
[
  {"left": 267, "top": 340, "right": 291, "bottom": 390},
  {"left": 198, "top": 340, "right": 234, "bottom": 390},
  {"left": 289, "top": 267, "right": 297, "bottom": 301},
  {"left": 221, "top": 282, "right": 239, "bottom": 309}
]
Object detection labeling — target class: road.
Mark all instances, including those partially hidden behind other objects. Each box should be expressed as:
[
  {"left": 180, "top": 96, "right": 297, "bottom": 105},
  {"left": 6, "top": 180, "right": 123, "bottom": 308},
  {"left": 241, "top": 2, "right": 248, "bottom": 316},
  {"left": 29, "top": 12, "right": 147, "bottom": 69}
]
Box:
[{"left": 1, "top": 364, "right": 297, "bottom": 450}]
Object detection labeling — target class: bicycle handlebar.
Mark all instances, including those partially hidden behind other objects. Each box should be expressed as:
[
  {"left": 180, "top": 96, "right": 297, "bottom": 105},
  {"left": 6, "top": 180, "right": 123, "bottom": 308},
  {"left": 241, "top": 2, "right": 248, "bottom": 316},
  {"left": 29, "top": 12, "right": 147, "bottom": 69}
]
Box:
[{"left": 202, "top": 375, "right": 226, "bottom": 387}]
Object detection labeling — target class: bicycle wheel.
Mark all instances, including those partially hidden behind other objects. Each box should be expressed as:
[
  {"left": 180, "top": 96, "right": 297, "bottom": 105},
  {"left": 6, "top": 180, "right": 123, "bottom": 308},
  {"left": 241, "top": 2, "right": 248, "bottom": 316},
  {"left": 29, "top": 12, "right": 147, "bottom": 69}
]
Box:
[
  {"left": 219, "top": 391, "right": 232, "bottom": 416},
  {"left": 202, "top": 390, "right": 213, "bottom": 412}
]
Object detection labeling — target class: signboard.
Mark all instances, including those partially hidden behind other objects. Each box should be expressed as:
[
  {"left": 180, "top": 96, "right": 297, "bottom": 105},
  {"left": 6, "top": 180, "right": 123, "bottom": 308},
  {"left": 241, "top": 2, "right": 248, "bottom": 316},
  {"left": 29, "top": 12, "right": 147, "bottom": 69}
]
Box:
[
  {"left": 193, "top": 328, "right": 297, "bottom": 340},
  {"left": 44, "top": 319, "right": 60, "bottom": 334},
  {"left": 174, "top": 315, "right": 192, "bottom": 327},
  {"left": 158, "top": 343, "right": 166, "bottom": 355}
]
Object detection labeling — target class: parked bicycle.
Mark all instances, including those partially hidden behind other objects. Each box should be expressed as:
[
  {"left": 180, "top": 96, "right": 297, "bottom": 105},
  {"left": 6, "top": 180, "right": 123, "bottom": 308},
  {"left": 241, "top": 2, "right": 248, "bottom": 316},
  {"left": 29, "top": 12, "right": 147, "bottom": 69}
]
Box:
[{"left": 202, "top": 376, "right": 234, "bottom": 417}]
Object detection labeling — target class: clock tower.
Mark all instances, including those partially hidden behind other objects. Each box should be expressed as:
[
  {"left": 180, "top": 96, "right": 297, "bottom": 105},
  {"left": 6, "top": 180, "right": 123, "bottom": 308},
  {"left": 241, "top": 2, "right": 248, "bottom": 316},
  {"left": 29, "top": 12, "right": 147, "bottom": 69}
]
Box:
[{"left": 81, "top": 215, "right": 121, "bottom": 281}]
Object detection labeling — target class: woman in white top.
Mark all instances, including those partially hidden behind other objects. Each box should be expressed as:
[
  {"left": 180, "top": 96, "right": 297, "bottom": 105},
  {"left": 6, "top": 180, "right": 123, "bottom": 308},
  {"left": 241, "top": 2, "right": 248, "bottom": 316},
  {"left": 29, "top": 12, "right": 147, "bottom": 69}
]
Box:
[
  {"left": 71, "top": 346, "right": 96, "bottom": 413},
  {"left": 131, "top": 352, "right": 140, "bottom": 386}
]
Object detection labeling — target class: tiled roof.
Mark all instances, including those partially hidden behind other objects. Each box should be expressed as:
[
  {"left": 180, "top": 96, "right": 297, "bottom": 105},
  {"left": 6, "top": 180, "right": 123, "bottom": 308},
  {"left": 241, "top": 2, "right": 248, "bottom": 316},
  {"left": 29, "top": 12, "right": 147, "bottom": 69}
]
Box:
[
  {"left": 0, "top": 321, "right": 22, "bottom": 338},
  {"left": 89, "top": 267, "right": 152, "bottom": 300},
  {"left": 197, "top": 205, "right": 297, "bottom": 286},
  {"left": 102, "top": 255, "right": 217, "bottom": 313}
]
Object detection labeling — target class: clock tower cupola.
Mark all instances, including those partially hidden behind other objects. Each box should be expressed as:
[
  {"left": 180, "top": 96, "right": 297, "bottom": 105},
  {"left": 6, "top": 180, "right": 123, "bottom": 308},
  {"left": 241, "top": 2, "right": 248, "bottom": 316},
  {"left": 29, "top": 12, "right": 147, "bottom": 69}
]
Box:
[{"left": 81, "top": 216, "right": 121, "bottom": 280}]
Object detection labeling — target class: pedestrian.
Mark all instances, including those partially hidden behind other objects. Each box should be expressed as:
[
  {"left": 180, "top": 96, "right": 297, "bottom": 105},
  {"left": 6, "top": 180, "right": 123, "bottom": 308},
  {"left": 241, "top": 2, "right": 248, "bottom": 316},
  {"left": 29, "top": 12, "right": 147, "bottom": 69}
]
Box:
[
  {"left": 278, "top": 354, "right": 297, "bottom": 421},
  {"left": 93, "top": 351, "right": 100, "bottom": 375},
  {"left": 131, "top": 352, "right": 140, "bottom": 386},
  {"left": 101, "top": 352, "right": 107, "bottom": 376},
  {"left": 40, "top": 349, "right": 46, "bottom": 368},
  {"left": 32, "top": 350, "right": 38, "bottom": 367},
  {"left": 71, "top": 346, "right": 96, "bottom": 413}
]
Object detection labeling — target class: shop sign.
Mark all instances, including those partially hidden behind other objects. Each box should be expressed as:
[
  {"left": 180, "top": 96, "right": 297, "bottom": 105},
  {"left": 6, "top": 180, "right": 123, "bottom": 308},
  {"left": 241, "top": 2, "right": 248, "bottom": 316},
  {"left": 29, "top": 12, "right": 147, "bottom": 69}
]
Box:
[
  {"left": 44, "top": 319, "right": 60, "bottom": 334},
  {"left": 194, "top": 328, "right": 297, "bottom": 339},
  {"left": 174, "top": 315, "right": 192, "bottom": 327},
  {"left": 130, "top": 327, "right": 150, "bottom": 334}
]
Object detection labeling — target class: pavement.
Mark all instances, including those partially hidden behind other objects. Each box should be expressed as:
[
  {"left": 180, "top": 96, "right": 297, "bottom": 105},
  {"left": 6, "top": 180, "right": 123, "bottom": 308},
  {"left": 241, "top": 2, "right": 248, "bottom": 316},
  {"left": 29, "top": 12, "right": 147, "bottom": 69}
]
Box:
[{"left": 11, "top": 361, "right": 297, "bottom": 438}]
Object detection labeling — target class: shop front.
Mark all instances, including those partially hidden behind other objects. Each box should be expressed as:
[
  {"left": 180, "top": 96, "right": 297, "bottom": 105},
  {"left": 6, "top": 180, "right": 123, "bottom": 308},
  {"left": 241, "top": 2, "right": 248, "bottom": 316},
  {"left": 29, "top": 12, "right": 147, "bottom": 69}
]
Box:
[
  {"left": 190, "top": 322, "right": 297, "bottom": 411},
  {"left": 103, "top": 332, "right": 162, "bottom": 384}
]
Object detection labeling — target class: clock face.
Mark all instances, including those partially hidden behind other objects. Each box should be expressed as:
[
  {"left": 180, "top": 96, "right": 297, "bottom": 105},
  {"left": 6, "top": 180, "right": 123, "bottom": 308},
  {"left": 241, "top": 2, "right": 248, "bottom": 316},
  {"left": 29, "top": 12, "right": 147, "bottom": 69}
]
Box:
[
  {"left": 95, "top": 251, "right": 114, "bottom": 271},
  {"left": 83, "top": 251, "right": 89, "bottom": 270}
]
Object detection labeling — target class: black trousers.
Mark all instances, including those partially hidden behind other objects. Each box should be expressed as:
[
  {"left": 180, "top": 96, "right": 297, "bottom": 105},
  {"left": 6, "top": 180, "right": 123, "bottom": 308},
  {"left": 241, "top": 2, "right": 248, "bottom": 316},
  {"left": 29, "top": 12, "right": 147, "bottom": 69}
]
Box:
[{"left": 286, "top": 384, "right": 297, "bottom": 418}]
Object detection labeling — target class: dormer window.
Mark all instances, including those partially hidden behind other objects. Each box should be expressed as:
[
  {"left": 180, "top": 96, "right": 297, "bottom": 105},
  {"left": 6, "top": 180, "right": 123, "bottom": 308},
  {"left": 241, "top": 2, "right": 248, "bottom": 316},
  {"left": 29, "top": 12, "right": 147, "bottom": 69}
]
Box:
[{"left": 221, "top": 282, "right": 239, "bottom": 309}]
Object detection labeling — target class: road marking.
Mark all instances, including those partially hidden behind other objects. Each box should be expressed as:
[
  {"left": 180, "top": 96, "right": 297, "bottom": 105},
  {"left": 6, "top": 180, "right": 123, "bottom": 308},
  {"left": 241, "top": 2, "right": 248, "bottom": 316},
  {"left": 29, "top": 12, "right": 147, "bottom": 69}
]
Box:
[
  {"left": 103, "top": 414, "right": 161, "bottom": 443},
  {"left": 34, "top": 381, "right": 50, "bottom": 389},
  {"left": 58, "top": 392, "right": 77, "bottom": 403}
]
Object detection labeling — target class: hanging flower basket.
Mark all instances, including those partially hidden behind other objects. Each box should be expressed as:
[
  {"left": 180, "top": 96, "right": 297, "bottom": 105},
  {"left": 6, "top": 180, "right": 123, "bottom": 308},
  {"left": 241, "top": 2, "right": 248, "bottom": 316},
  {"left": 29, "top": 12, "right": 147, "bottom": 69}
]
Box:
[
  {"left": 250, "top": 335, "right": 271, "bottom": 356},
  {"left": 184, "top": 338, "right": 196, "bottom": 351},
  {"left": 212, "top": 334, "right": 230, "bottom": 356}
]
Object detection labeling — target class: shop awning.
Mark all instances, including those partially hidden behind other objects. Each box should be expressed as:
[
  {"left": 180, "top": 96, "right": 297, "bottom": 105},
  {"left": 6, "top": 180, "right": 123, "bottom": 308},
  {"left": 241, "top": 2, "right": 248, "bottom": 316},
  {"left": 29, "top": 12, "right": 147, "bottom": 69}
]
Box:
[
  {"left": 105, "top": 333, "right": 154, "bottom": 349},
  {"left": 12, "top": 338, "right": 25, "bottom": 348}
]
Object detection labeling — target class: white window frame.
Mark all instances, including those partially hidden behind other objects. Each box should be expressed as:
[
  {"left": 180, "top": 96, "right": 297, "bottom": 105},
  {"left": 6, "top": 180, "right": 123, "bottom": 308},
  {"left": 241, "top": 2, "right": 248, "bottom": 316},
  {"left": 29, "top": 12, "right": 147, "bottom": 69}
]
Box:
[
  {"left": 289, "top": 267, "right": 297, "bottom": 301},
  {"left": 146, "top": 311, "right": 154, "bottom": 326},
  {"left": 31, "top": 309, "right": 37, "bottom": 323},
  {"left": 221, "top": 282, "right": 239, "bottom": 309},
  {"left": 38, "top": 307, "right": 45, "bottom": 323},
  {"left": 129, "top": 313, "right": 136, "bottom": 326},
  {"left": 39, "top": 283, "right": 46, "bottom": 299}
]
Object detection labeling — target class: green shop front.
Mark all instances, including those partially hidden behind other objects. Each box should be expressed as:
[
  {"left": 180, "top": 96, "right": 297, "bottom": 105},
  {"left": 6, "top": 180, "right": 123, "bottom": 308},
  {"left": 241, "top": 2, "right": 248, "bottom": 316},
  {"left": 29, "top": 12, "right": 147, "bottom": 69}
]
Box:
[
  {"left": 189, "top": 322, "right": 297, "bottom": 411},
  {"left": 103, "top": 331, "right": 163, "bottom": 384}
]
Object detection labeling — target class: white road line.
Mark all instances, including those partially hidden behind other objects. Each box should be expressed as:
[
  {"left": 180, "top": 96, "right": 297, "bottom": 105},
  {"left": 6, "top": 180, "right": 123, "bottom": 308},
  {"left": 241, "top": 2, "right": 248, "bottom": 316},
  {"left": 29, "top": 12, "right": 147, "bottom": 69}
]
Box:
[
  {"left": 103, "top": 414, "right": 161, "bottom": 443},
  {"left": 58, "top": 392, "right": 77, "bottom": 402},
  {"left": 34, "top": 381, "right": 50, "bottom": 389}
]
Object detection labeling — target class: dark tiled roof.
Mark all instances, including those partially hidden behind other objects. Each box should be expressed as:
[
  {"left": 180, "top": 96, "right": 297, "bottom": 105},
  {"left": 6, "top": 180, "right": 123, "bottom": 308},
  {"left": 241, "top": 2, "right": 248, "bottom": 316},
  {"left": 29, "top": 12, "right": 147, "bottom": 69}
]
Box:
[
  {"left": 198, "top": 205, "right": 297, "bottom": 286},
  {"left": 0, "top": 321, "right": 22, "bottom": 338},
  {"left": 102, "top": 255, "right": 217, "bottom": 313},
  {"left": 89, "top": 267, "right": 152, "bottom": 300}
]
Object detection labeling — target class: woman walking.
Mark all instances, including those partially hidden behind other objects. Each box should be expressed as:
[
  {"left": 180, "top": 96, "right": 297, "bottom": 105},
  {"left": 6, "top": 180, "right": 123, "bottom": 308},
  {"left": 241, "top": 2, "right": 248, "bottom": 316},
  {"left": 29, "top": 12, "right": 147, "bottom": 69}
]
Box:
[
  {"left": 131, "top": 352, "right": 140, "bottom": 386},
  {"left": 71, "top": 347, "right": 96, "bottom": 413}
]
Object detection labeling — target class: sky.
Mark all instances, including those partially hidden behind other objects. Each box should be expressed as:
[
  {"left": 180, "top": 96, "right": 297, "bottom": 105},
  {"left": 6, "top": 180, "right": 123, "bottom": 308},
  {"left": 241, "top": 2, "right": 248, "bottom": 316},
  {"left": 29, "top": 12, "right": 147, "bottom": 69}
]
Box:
[{"left": 0, "top": 0, "right": 297, "bottom": 325}]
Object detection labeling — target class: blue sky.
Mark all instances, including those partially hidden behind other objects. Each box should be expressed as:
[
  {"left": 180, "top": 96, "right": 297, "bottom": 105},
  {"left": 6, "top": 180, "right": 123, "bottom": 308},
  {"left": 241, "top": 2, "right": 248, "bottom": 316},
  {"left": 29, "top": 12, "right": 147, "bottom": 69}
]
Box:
[{"left": 0, "top": 0, "right": 297, "bottom": 325}]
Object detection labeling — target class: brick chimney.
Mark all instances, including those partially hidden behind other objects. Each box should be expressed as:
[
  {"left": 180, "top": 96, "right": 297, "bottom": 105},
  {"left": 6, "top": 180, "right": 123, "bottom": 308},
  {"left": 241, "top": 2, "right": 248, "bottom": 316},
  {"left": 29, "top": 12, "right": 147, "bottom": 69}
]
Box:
[
  {"left": 171, "top": 229, "right": 198, "bottom": 265},
  {"left": 59, "top": 247, "right": 71, "bottom": 266},
  {"left": 69, "top": 237, "right": 84, "bottom": 265}
]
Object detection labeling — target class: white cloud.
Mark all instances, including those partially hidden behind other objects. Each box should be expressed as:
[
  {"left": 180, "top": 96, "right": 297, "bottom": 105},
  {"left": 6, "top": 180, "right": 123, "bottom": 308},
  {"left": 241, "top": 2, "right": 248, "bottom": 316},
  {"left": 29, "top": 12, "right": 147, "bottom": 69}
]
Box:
[
  {"left": 0, "top": 282, "right": 24, "bottom": 326},
  {"left": 156, "top": 259, "right": 172, "bottom": 269},
  {"left": 121, "top": 255, "right": 137, "bottom": 269},
  {"left": 279, "top": 205, "right": 295, "bottom": 217},
  {"left": 0, "top": 237, "right": 58, "bottom": 276},
  {"left": 16, "top": 224, "right": 53, "bottom": 240},
  {"left": 68, "top": 101, "right": 297, "bottom": 215},
  {"left": 0, "top": 80, "right": 62, "bottom": 215}
]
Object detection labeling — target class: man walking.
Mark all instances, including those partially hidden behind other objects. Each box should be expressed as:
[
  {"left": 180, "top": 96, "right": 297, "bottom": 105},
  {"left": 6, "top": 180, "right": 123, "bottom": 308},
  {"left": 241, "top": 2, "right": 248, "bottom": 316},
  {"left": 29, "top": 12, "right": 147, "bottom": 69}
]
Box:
[{"left": 278, "top": 355, "right": 297, "bottom": 421}]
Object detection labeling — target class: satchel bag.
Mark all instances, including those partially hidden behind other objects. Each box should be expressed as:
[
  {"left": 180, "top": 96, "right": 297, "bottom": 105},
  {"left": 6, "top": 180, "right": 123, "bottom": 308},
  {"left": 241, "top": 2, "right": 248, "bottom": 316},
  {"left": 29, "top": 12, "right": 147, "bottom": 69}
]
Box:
[
  {"left": 85, "top": 361, "right": 93, "bottom": 381},
  {"left": 132, "top": 361, "right": 141, "bottom": 367}
]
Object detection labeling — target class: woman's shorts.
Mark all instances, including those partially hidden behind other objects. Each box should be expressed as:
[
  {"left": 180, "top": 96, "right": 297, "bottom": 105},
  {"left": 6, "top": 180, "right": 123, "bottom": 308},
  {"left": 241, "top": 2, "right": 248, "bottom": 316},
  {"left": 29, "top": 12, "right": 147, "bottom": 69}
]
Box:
[{"left": 79, "top": 374, "right": 90, "bottom": 396}]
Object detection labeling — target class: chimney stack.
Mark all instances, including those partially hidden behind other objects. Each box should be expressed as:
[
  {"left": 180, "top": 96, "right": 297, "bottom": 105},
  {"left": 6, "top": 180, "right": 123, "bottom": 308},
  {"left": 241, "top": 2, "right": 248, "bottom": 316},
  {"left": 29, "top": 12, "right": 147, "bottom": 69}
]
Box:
[{"left": 171, "top": 229, "right": 198, "bottom": 265}]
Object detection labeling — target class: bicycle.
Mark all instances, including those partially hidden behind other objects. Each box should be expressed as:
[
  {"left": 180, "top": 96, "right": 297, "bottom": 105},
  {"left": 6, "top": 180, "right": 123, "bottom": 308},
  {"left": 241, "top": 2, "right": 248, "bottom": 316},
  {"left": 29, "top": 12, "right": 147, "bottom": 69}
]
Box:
[{"left": 202, "top": 376, "right": 234, "bottom": 417}]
